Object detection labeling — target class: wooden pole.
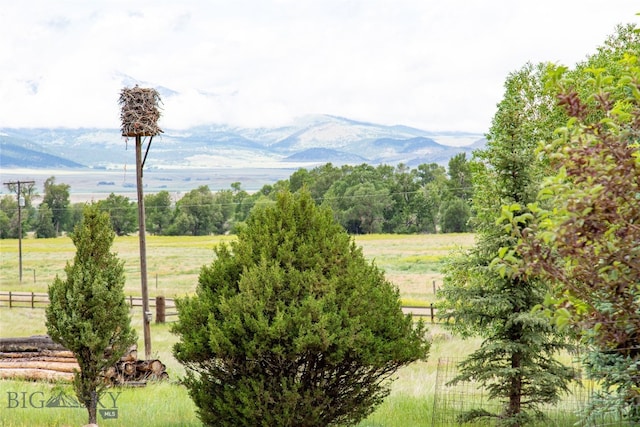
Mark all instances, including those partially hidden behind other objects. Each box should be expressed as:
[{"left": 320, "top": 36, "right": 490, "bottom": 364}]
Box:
[
  {"left": 17, "top": 182, "right": 22, "bottom": 283},
  {"left": 3, "top": 180, "right": 34, "bottom": 282},
  {"left": 155, "top": 296, "right": 165, "bottom": 324},
  {"left": 135, "top": 135, "right": 152, "bottom": 359}
]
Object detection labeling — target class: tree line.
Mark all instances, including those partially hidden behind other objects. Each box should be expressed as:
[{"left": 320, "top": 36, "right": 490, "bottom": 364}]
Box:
[{"left": 0, "top": 154, "right": 474, "bottom": 238}]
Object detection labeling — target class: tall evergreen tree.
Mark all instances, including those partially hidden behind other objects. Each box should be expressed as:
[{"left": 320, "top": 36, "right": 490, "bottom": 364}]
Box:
[
  {"left": 173, "top": 189, "right": 428, "bottom": 427},
  {"left": 46, "top": 204, "right": 136, "bottom": 425},
  {"left": 504, "top": 24, "right": 640, "bottom": 422},
  {"left": 438, "top": 63, "right": 575, "bottom": 426}
]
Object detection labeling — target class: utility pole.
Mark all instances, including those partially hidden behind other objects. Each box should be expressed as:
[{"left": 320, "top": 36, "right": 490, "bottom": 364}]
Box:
[
  {"left": 3, "top": 180, "right": 35, "bottom": 282},
  {"left": 134, "top": 134, "right": 152, "bottom": 359},
  {"left": 119, "top": 86, "right": 162, "bottom": 360}
]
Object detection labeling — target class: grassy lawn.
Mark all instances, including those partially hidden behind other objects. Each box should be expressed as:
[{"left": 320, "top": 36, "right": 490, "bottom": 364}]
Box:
[{"left": 0, "top": 233, "right": 476, "bottom": 426}]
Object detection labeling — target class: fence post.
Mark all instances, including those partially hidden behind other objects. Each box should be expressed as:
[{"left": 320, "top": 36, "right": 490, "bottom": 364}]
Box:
[
  {"left": 156, "top": 296, "right": 166, "bottom": 324},
  {"left": 430, "top": 303, "right": 434, "bottom": 324},
  {"left": 9, "top": 291, "right": 11, "bottom": 309},
  {"left": 31, "top": 292, "right": 35, "bottom": 309},
  {"left": 433, "top": 280, "right": 436, "bottom": 294},
  {"left": 129, "top": 295, "right": 133, "bottom": 308}
]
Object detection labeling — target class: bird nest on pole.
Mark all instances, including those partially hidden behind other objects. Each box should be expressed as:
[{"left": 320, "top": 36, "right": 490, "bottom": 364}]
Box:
[{"left": 119, "top": 86, "right": 163, "bottom": 137}]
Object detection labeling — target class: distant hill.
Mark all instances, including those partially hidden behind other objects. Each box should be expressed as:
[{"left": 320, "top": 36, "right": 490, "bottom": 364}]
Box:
[
  {"left": 0, "top": 135, "right": 85, "bottom": 168},
  {"left": 285, "top": 147, "right": 368, "bottom": 163},
  {"left": 0, "top": 115, "right": 485, "bottom": 170}
]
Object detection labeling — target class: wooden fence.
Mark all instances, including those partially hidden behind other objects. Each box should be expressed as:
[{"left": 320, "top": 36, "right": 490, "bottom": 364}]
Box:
[
  {"left": 0, "top": 291, "right": 438, "bottom": 323},
  {"left": 0, "top": 291, "right": 178, "bottom": 322}
]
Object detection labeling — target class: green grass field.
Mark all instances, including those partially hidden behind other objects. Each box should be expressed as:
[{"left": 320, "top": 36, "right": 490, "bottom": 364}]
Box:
[{"left": 0, "top": 233, "right": 482, "bottom": 426}]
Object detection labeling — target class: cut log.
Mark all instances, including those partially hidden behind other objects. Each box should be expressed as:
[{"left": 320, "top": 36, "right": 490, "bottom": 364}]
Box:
[
  {"left": 0, "top": 368, "right": 74, "bottom": 381},
  {"left": 122, "top": 361, "right": 136, "bottom": 376},
  {"left": 0, "top": 337, "right": 168, "bottom": 384},
  {"left": 0, "top": 350, "right": 75, "bottom": 359},
  {"left": 119, "top": 345, "right": 137, "bottom": 362},
  {"left": 0, "top": 361, "right": 79, "bottom": 373},
  {"left": 0, "top": 356, "right": 77, "bottom": 363},
  {"left": 0, "top": 336, "right": 66, "bottom": 352},
  {"left": 149, "top": 360, "right": 165, "bottom": 375},
  {"left": 103, "top": 366, "right": 117, "bottom": 379},
  {"left": 41, "top": 350, "right": 75, "bottom": 358}
]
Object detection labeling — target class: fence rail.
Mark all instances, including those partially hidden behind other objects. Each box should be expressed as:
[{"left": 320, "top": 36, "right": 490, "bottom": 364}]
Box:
[
  {"left": 0, "top": 291, "right": 178, "bottom": 321},
  {"left": 0, "top": 291, "right": 438, "bottom": 322}
]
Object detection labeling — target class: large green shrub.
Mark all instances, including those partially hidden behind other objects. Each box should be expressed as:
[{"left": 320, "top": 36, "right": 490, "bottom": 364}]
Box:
[{"left": 173, "top": 189, "right": 429, "bottom": 426}]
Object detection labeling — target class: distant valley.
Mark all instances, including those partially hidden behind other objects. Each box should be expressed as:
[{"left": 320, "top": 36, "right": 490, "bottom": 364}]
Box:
[{"left": 0, "top": 115, "right": 485, "bottom": 200}]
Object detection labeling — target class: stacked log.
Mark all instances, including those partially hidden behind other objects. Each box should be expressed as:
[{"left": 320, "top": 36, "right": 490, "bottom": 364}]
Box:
[
  {"left": 102, "top": 351, "right": 169, "bottom": 385},
  {"left": 0, "top": 336, "right": 74, "bottom": 381},
  {"left": 0, "top": 336, "right": 168, "bottom": 384}
]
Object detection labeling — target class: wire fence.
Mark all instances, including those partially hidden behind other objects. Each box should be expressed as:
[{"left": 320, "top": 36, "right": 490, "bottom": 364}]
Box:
[{"left": 432, "top": 357, "right": 634, "bottom": 426}]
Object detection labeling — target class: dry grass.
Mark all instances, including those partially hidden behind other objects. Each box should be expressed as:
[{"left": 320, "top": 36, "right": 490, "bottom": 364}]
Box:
[
  {"left": 0, "top": 235, "right": 234, "bottom": 297},
  {"left": 0, "top": 233, "right": 473, "bottom": 298},
  {"left": 0, "top": 232, "right": 475, "bottom": 365},
  {"left": 0, "top": 233, "right": 476, "bottom": 426}
]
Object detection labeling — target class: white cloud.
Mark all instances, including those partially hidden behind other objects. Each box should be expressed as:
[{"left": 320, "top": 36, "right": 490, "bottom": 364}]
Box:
[{"left": 0, "top": 0, "right": 638, "bottom": 132}]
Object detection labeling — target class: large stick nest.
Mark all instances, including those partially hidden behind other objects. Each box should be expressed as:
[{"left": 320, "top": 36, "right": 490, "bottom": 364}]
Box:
[{"left": 119, "top": 86, "right": 163, "bottom": 137}]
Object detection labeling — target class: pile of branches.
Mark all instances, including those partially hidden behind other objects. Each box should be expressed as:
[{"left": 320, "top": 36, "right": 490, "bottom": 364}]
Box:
[{"left": 119, "top": 86, "right": 163, "bottom": 137}]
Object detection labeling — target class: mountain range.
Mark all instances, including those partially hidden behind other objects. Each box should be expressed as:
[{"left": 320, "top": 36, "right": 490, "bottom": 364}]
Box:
[{"left": 1, "top": 115, "right": 485, "bottom": 170}]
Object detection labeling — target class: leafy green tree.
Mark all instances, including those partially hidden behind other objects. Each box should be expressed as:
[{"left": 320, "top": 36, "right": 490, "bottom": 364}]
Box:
[
  {"left": 383, "top": 164, "right": 421, "bottom": 233},
  {"left": 414, "top": 186, "right": 440, "bottom": 233},
  {"left": 439, "top": 198, "right": 471, "bottom": 233},
  {"left": 306, "top": 163, "right": 344, "bottom": 202},
  {"left": 446, "top": 152, "right": 473, "bottom": 201},
  {"left": 67, "top": 202, "right": 86, "bottom": 232},
  {"left": 173, "top": 190, "right": 428, "bottom": 427},
  {"left": 417, "top": 163, "right": 448, "bottom": 232},
  {"left": 168, "top": 185, "right": 221, "bottom": 236},
  {"left": 323, "top": 164, "right": 394, "bottom": 233},
  {"left": 42, "top": 176, "right": 71, "bottom": 234},
  {"left": 438, "top": 63, "right": 575, "bottom": 426},
  {"left": 509, "top": 37, "right": 640, "bottom": 422},
  {"left": 288, "top": 168, "right": 313, "bottom": 193},
  {"left": 337, "top": 182, "right": 391, "bottom": 234},
  {"left": 0, "top": 209, "right": 9, "bottom": 238},
  {"left": 97, "top": 193, "right": 137, "bottom": 236},
  {"left": 417, "top": 162, "right": 447, "bottom": 186},
  {"left": 35, "top": 202, "right": 57, "bottom": 238},
  {"left": 145, "top": 190, "right": 173, "bottom": 235},
  {"left": 212, "top": 189, "right": 235, "bottom": 234},
  {"left": 437, "top": 154, "right": 474, "bottom": 233},
  {"left": 230, "top": 182, "right": 253, "bottom": 224},
  {"left": 46, "top": 204, "right": 136, "bottom": 425},
  {"left": 0, "top": 195, "right": 19, "bottom": 238},
  {"left": 1, "top": 182, "right": 38, "bottom": 236}
]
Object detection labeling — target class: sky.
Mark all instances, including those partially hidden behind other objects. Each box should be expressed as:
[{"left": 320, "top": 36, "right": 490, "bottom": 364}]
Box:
[{"left": 0, "top": 1, "right": 638, "bottom": 133}]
